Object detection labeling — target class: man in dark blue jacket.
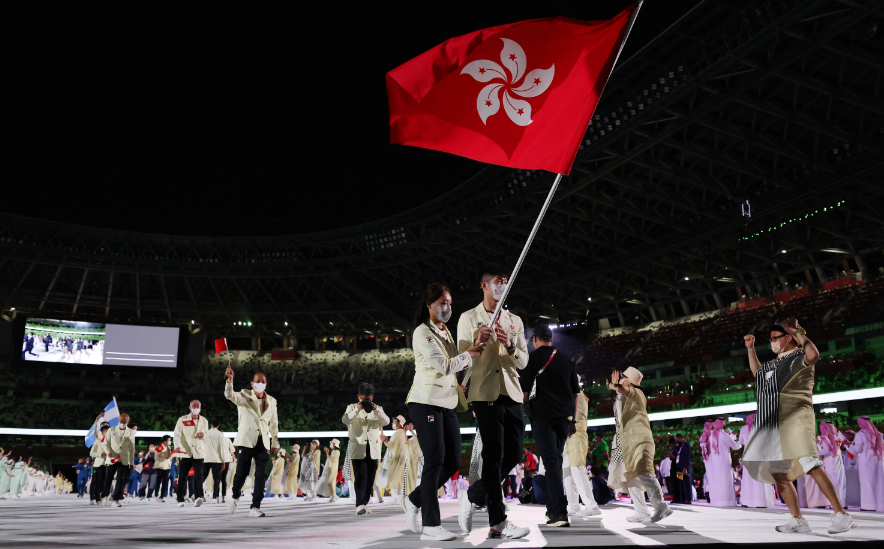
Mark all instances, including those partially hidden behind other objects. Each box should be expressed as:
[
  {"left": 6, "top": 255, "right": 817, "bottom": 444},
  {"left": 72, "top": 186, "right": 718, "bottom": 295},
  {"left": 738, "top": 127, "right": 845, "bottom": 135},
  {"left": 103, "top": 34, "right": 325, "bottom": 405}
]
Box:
[{"left": 673, "top": 433, "right": 694, "bottom": 504}]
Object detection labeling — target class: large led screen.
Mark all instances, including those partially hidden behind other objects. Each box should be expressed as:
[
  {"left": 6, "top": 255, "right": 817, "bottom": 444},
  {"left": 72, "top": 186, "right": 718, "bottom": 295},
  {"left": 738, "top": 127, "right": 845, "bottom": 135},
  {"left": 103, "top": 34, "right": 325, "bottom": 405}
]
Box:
[{"left": 22, "top": 318, "right": 179, "bottom": 367}]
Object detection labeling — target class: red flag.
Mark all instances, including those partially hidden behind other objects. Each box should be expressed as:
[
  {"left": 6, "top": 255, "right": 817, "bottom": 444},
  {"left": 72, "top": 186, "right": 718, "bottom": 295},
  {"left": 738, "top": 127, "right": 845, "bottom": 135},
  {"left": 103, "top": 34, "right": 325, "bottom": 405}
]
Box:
[
  {"left": 387, "top": 5, "right": 636, "bottom": 175},
  {"left": 214, "top": 338, "right": 228, "bottom": 354}
]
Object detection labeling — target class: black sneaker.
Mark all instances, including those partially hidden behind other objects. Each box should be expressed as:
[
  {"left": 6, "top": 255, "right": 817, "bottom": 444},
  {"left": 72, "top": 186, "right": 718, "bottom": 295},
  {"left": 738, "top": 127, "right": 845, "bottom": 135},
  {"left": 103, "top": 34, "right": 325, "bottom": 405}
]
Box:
[{"left": 546, "top": 515, "right": 570, "bottom": 527}]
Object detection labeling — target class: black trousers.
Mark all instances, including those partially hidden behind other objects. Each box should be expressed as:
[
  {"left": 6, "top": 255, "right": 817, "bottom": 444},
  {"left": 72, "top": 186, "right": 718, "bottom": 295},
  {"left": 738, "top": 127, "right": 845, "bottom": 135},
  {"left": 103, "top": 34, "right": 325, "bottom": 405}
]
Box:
[
  {"left": 106, "top": 462, "right": 130, "bottom": 501},
  {"left": 352, "top": 452, "right": 379, "bottom": 507},
  {"left": 152, "top": 469, "right": 169, "bottom": 498},
  {"left": 221, "top": 463, "right": 228, "bottom": 496},
  {"left": 231, "top": 436, "right": 270, "bottom": 509},
  {"left": 531, "top": 417, "right": 570, "bottom": 519},
  {"left": 407, "top": 403, "right": 462, "bottom": 527},
  {"left": 202, "top": 462, "right": 223, "bottom": 499},
  {"left": 176, "top": 457, "right": 204, "bottom": 502},
  {"left": 469, "top": 396, "right": 525, "bottom": 527},
  {"left": 90, "top": 465, "right": 105, "bottom": 501}
]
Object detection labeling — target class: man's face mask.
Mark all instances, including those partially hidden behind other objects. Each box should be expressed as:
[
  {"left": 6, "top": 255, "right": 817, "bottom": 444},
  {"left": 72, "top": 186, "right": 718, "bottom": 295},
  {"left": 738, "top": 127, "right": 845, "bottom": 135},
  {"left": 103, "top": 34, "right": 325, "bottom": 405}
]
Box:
[
  {"left": 770, "top": 335, "right": 789, "bottom": 354},
  {"left": 191, "top": 407, "right": 201, "bottom": 415},
  {"left": 252, "top": 382, "right": 266, "bottom": 393},
  {"left": 435, "top": 305, "right": 452, "bottom": 323},
  {"left": 119, "top": 423, "right": 128, "bottom": 429},
  {"left": 490, "top": 282, "right": 507, "bottom": 301}
]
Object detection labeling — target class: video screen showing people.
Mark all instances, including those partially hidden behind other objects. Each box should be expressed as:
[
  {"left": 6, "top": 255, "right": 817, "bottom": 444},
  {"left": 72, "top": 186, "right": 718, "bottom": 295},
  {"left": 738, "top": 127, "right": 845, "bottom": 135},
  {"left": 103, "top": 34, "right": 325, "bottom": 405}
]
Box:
[
  {"left": 22, "top": 319, "right": 105, "bottom": 364},
  {"left": 22, "top": 318, "right": 179, "bottom": 367}
]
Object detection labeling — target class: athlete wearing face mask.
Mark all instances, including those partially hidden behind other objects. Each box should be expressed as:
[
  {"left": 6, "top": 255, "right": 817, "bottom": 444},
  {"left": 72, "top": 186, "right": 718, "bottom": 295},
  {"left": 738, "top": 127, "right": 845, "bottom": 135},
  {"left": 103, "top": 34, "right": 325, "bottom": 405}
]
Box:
[
  {"left": 455, "top": 264, "right": 530, "bottom": 539},
  {"left": 224, "top": 367, "right": 279, "bottom": 517},
  {"left": 173, "top": 400, "right": 209, "bottom": 508},
  {"left": 103, "top": 412, "right": 136, "bottom": 506},
  {"left": 404, "top": 283, "right": 483, "bottom": 540}
]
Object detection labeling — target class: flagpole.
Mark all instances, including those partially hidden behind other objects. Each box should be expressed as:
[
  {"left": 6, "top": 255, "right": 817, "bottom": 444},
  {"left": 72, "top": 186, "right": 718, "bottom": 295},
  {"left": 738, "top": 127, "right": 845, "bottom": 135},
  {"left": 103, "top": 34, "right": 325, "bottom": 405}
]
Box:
[
  {"left": 487, "top": 173, "right": 563, "bottom": 328},
  {"left": 486, "top": 1, "right": 644, "bottom": 329}
]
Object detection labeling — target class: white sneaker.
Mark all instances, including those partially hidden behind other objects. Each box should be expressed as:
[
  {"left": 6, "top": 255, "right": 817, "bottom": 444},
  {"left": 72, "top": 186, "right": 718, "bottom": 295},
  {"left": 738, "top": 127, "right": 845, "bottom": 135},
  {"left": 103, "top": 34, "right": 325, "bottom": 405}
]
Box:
[
  {"left": 177, "top": 502, "right": 185, "bottom": 507},
  {"left": 228, "top": 498, "right": 239, "bottom": 514},
  {"left": 458, "top": 490, "right": 475, "bottom": 533},
  {"left": 828, "top": 512, "right": 857, "bottom": 534},
  {"left": 566, "top": 504, "right": 581, "bottom": 516},
  {"left": 248, "top": 507, "right": 265, "bottom": 517},
  {"left": 776, "top": 516, "right": 811, "bottom": 533},
  {"left": 488, "top": 520, "right": 529, "bottom": 539},
  {"left": 113, "top": 501, "right": 122, "bottom": 507},
  {"left": 626, "top": 512, "right": 651, "bottom": 523},
  {"left": 157, "top": 498, "right": 165, "bottom": 503},
  {"left": 421, "top": 526, "right": 457, "bottom": 541},
  {"left": 366, "top": 505, "right": 372, "bottom": 514},
  {"left": 185, "top": 496, "right": 194, "bottom": 503},
  {"left": 404, "top": 498, "right": 422, "bottom": 533},
  {"left": 139, "top": 497, "right": 145, "bottom": 501},
  {"left": 213, "top": 497, "right": 219, "bottom": 504},
  {"left": 650, "top": 506, "right": 672, "bottom": 523},
  {"left": 89, "top": 500, "right": 95, "bottom": 505},
  {"left": 356, "top": 504, "right": 367, "bottom": 515},
  {"left": 579, "top": 506, "right": 602, "bottom": 518},
  {"left": 194, "top": 497, "right": 204, "bottom": 507}
]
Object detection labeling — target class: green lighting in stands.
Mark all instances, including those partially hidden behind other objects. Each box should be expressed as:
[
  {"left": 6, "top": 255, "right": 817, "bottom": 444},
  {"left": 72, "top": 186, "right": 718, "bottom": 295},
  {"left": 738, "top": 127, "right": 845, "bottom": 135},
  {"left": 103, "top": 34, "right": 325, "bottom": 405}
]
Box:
[{"left": 738, "top": 200, "right": 846, "bottom": 242}]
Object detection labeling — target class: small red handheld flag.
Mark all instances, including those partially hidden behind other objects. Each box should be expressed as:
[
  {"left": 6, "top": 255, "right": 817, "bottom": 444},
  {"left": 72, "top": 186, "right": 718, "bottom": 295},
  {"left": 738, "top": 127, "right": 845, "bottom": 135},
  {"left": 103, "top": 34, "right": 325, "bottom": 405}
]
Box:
[
  {"left": 214, "top": 338, "right": 228, "bottom": 354},
  {"left": 387, "top": 5, "right": 637, "bottom": 175}
]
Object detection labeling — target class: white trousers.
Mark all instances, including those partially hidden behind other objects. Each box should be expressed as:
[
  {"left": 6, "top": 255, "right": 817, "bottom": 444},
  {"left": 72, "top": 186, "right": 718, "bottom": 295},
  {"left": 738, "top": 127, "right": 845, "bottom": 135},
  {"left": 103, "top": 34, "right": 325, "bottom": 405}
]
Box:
[
  {"left": 373, "top": 483, "right": 384, "bottom": 502},
  {"left": 633, "top": 472, "right": 667, "bottom": 513},
  {"left": 304, "top": 481, "right": 316, "bottom": 499},
  {"left": 564, "top": 466, "right": 599, "bottom": 510}
]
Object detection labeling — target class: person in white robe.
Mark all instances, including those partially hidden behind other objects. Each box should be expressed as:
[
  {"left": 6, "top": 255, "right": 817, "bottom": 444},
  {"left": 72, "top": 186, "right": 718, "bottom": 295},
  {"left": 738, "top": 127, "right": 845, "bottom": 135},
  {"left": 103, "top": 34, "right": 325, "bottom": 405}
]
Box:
[
  {"left": 841, "top": 430, "right": 861, "bottom": 509},
  {"left": 707, "top": 417, "right": 740, "bottom": 507},
  {"left": 853, "top": 416, "right": 884, "bottom": 511},
  {"left": 818, "top": 421, "right": 846, "bottom": 507},
  {"left": 699, "top": 420, "right": 714, "bottom": 502},
  {"left": 738, "top": 414, "right": 775, "bottom": 508}
]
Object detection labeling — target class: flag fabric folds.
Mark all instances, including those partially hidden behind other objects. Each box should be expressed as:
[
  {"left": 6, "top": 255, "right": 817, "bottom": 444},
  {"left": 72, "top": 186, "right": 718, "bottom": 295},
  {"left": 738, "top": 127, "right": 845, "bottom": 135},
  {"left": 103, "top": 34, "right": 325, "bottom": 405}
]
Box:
[
  {"left": 387, "top": 4, "right": 637, "bottom": 175},
  {"left": 84, "top": 398, "right": 119, "bottom": 447}
]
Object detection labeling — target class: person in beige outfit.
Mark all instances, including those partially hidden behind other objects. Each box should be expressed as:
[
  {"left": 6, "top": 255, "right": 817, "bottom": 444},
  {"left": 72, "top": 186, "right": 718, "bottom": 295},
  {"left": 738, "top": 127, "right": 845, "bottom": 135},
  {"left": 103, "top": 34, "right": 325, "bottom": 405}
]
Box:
[
  {"left": 104, "top": 412, "right": 136, "bottom": 506},
  {"left": 269, "top": 450, "right": 286, "bottom": 496},
  {"left": 382, "top": 416, "right": 408, "bottom": 504},
  {"left": 456, "top": 264, "right": 530, "bottom": 540},
  {"left": 173, "top": 400, "right": 209, "bottom": 508},
  {"left": 609, "top": 367, "right": 671, "bottom": 523},
  {"left": 202, "top": 418, "right": 227, "bottom": 503},
  {"left": 342, "top": 382, "right": 389, "bottom": 515},
  {"left": 224, "top": 366, "right": 280, "bottom": 517},
  {"left": 284, "top": 444, "right": 300, "bottom": 498}
]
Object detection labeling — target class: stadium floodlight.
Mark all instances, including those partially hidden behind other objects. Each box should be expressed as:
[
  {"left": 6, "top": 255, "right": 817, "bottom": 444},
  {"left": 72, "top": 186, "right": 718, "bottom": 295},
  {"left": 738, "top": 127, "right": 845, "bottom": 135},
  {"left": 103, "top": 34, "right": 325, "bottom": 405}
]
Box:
[
  {"left": 587, "top": 297, "right": 592, "bottom": 301},
  {"left": 781, "top": 250, "right": 786, "bottom": 254},
  {"left": 284, "top": 321, "right": 288, "bottom": 326},
  {"left": 9, "top": 308, "right": 13, "bottom": 311},
  {"left": 684, "top": 276, "right": 689, "bottom": 280}
]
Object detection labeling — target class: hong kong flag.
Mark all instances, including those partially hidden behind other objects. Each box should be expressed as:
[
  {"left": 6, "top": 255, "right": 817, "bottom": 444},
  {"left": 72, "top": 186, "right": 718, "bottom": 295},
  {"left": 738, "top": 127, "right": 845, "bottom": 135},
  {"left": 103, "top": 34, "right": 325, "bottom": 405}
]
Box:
[{"left": 387, "top": 4, "right": 638, "bottom": 175}]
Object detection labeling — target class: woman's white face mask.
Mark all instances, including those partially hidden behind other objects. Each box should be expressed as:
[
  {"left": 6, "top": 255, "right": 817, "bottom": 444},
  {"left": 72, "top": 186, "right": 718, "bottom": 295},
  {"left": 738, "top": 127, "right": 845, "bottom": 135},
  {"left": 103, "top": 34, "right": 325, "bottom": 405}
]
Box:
[
  {"left": 252, "top": 382, "right": 266, "bottom": 393},
  {"left": 435, "top": 305, "right": 452, "bottom": 323}
]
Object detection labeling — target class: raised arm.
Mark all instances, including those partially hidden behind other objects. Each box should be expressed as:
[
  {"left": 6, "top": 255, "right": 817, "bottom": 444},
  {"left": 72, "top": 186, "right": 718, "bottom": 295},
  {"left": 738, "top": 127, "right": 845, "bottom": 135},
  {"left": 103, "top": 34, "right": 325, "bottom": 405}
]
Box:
[
  {"left": 224, "top": 366, "right": 249, "bottom": 406},
  {"left": 341, "top": 404, "right": 357, "bottom": 425},
  {"left": 744, "top": 334, "right": 761, "bottom": 376},
  {"left": 782, "top": 318, "right": 819, "bottom": 366}
]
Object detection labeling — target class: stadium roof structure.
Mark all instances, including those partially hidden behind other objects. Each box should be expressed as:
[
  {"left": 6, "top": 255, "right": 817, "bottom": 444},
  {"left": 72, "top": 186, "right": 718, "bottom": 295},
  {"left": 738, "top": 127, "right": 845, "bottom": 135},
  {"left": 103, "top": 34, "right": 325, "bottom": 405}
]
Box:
[{"left": 1, "top": 0, "right": 882, "bottom": 341}]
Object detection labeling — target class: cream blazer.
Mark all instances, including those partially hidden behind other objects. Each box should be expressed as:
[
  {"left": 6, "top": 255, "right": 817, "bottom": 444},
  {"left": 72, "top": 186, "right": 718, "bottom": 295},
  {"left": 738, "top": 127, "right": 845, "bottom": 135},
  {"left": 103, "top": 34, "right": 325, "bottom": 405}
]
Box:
[
  {"left": 107, "top": 426, "right": 136, "bottom": 466},
  {"left": 203, "top": 427, "right": 226, "bottom": 463},
  {"left": 89, "top": 419, "right": 107, "bottom": 466},
  {"left": 407, "top": 322, "right": 471, "bottom": 409},
  {"left": 154, "top": 444, "right": 173, "bottom": 470},
  {"left": 173, "top": 415, "right": 209, "bottom": 459},
  {"left": 222, "top": 437, "right": 236, "bottom": 463},
  {"left": 224, "top": 381, "right": 280, "bottom": 450},
  {"left": 457, "top": 304, "right": 528, "bottom": 403},
  {"left": 342, "top": 403, "right": 389, "bottom": 460}
]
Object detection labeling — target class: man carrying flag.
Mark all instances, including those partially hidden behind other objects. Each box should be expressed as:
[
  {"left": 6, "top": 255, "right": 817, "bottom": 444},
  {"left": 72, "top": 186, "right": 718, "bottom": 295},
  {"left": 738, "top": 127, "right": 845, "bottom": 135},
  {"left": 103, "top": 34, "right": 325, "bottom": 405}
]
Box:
[
  {"left": 387, "top": 3, "right": 642, "bottom": 537},
  {"left": 88, "top": 413, "right": 110, "bottom": 505}
]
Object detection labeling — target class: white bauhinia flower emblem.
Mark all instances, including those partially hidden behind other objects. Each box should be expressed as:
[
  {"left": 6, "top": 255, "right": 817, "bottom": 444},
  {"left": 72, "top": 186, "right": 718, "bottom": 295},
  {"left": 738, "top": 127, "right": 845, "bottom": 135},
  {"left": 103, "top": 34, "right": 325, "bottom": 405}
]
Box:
[{"left": 461, "top": 38, "right": 555, "bottom": 127}]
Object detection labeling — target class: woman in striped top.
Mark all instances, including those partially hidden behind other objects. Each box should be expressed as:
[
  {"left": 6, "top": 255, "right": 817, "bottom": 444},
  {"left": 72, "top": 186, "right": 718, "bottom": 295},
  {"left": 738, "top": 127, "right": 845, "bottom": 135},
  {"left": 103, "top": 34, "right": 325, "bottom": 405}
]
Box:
[{"left": 741, "top": 318, "right": 855, "bottom": 534}]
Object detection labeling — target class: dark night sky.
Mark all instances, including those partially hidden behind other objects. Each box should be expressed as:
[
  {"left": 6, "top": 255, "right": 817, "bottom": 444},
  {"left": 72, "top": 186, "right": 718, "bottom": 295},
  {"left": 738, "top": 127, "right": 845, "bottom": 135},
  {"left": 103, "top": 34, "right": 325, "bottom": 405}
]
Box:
[{"left": 5, "top": 1, "right": 701, "bottom": 237}]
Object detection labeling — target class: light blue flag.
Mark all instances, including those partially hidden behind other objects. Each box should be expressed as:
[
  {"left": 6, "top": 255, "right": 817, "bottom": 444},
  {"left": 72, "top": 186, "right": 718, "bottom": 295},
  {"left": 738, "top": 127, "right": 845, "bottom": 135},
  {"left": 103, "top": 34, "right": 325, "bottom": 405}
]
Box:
[{"left": 85, "top": 398, "right": 119, "bottom": 447}]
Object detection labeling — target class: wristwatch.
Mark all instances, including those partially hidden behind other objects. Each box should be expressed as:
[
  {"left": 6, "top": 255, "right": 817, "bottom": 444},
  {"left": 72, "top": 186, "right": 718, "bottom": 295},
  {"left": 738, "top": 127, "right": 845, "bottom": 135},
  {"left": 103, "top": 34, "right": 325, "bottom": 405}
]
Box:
[
  {"left": 507, "top": 341, "right": 515, "bottom": 352},
  {"left": 795, "top": 326, "right": 807, "bottom": 335}
]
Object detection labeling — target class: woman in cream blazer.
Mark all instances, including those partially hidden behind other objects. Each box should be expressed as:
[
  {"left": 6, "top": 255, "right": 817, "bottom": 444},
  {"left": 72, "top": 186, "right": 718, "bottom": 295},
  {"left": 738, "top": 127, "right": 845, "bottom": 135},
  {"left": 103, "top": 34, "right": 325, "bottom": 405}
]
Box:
[{"left": 401, "top": 283, "right": 484, "bottom": 539}]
